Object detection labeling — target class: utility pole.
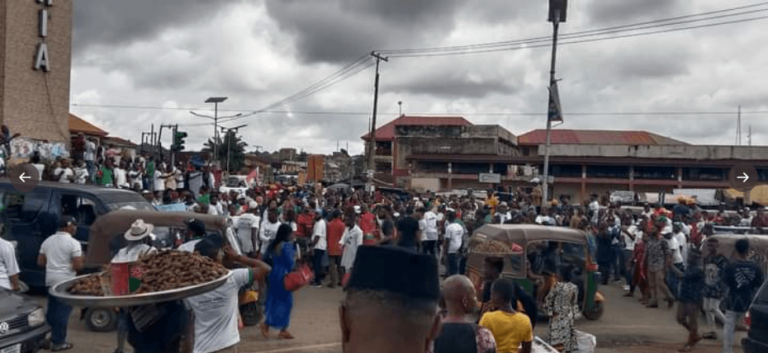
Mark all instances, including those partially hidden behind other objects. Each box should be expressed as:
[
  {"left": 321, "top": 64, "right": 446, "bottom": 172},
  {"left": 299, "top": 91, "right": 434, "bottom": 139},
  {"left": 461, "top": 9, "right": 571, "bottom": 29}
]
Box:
[
  {"left": 736, "top": 105, "right": 742, "bottom": 145},
  {"left": 367, "top": 51, "right": 388, "bottom": 193},
  {"left": 221, "top": 124, "right": 247, "bottom": 175},
  {"left": 542, "top": 0, "right": 567, "bottom": 206},
  {"left": 749, "top": 125, "right": 752, "bottom": 146}
]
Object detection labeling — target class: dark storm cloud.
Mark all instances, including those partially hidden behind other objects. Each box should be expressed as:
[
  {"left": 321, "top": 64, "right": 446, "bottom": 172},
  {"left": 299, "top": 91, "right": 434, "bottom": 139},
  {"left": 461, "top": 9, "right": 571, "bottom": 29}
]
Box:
[
  {"left": 389, "top": 75, "right": 516, "bottom": 99},
  {"left": 72, "top": 0, "right": 240, "bottom": 52},
  {"left": 586, "top": 0, "right": 685, "bottom": 25},
  {"left": 264, "top": 0, "right": 461, "bottom": 64}
]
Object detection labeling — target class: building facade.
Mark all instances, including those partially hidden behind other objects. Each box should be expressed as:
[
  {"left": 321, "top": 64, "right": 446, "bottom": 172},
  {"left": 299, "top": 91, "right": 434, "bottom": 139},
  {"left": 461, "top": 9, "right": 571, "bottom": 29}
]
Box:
[{"left": 0, "top": 0, "right": 72, "bottom": 143}]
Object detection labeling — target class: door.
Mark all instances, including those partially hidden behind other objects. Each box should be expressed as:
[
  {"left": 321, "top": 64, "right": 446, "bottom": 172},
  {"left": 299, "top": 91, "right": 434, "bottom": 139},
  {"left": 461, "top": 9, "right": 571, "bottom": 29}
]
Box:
[
  {"left": 1, "top": 188, "right": 52, "bottom": 287},
  {"left": 50, "top": 192, "right": 100, "bottom": 247}
]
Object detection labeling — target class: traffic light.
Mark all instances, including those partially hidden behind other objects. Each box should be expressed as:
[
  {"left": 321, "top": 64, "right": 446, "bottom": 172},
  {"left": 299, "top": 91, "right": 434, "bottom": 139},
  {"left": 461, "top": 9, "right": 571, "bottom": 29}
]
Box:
[{"left": 173, "top": 131, "right": 187, "bottom": 151}]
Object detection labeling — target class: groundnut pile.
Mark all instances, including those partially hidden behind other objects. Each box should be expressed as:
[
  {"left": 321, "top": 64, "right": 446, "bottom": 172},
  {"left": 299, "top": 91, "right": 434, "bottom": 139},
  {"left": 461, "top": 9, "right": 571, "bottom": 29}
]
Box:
[
  {"left": 67, "top": 250, "right": 229, "bottom": 296},
  {"left": 473, "top": 239, "right": 516, "bottom": 254}
]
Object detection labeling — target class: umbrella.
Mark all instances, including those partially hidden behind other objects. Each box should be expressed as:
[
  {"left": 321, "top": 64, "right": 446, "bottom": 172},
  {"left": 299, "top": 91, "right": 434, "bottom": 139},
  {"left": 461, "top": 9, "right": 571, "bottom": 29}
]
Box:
[{"left": 328, "top": 183, "right": 351, "bottom": 191}]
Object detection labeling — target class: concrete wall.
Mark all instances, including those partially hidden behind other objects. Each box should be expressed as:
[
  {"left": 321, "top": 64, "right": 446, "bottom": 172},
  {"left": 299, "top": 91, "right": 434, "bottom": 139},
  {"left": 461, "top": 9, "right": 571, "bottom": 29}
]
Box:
[
  {"left": 0, "top": 0, "right": 72, "bottom": 143},
  {"left": 538, "top": 144, "right": 768, "bottom": 160},
  {"left": 411, "top": 177, "right": 441, "bottom": 192}
]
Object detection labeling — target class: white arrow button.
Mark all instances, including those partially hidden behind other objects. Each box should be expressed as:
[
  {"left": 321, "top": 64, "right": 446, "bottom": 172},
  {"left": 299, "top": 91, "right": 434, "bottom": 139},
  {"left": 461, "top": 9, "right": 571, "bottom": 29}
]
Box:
[
  {"left": 19, "top": 172, "right": 31, "bottom": 183},
  {"left": 736, "top": 172, "right": 749, "bottom": 183}
]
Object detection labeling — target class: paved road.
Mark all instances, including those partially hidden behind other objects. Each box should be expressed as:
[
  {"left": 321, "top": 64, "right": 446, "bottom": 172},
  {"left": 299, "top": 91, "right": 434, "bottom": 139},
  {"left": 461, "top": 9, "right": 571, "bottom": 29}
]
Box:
[{"left": 49, "top": 281, "right": 744, "bottom": 353}]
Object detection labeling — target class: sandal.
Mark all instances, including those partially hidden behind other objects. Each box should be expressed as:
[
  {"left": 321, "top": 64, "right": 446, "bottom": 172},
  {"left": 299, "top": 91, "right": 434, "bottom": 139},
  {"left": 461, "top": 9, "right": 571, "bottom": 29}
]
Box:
[
  {"left": 52, "top": 343, "right": 74, "bottom": 352},
  {"left": 278, "top": 330, "right": 295, "bottom": 339}
]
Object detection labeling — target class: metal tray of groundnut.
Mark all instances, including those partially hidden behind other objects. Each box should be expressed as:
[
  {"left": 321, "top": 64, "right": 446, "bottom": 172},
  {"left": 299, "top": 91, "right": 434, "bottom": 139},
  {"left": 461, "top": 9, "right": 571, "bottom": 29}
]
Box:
[{"left": 49, "top": 270, "right": 232, "bottom": 308}]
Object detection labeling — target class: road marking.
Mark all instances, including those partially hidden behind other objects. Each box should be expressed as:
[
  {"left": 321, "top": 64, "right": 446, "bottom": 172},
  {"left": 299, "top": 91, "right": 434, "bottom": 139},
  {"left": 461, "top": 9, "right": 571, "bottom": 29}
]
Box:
[{"left": 244, "top": 342, "right": 342, "bottom": 353}]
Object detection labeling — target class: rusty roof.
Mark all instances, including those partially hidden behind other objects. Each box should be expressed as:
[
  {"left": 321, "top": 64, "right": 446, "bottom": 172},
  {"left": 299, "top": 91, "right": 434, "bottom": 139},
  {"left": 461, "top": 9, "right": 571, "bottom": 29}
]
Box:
[
  {"left": 102, "top": 136, "right": 137, "bottom": 147},
  {"left": 69, "top": 113, "right": 108, "bottom": 137},
  {"left": 361, "top": 115, "right": 473, "bottom": 141},
  {"left": 517, "top": 129, "right": 688, "bottom": 146}
]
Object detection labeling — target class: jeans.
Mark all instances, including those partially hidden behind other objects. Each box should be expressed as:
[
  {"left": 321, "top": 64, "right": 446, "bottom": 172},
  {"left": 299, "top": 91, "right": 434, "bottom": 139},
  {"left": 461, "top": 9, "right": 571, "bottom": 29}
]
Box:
[
  {"left": 459, "top": 255, "right": 467, "bottom": 275},
  {"left": 703, "top": 297, "right": 725, "bottom": 333},
  {"left": 85, "top": 160, "right": 95, "bottom": 182},
  {"left": 422, "top": 241, "right": 437, "bottom": 257},
  {"left": 648, "top": 269, "right": 674, "bottom": 306},
  {"left": 447, "top": 253, "right": 459, "bottom": 276},
  {"left": 46, "top": 292, "right": 73, "bottom": 345},
  {"left": 666, "top": 263, "right": 684, "bottom": 298},
  {"left": 613, "top": 245, "right": 625, "bottom": 280},
  {"left": 598, "top": 262, "right": 612, "bottom": 285},
  {"left": 623, "top": 250, "right": 634, "bottom": 287},
  {"left": 312, "top": 249, "right": 326, "bottom": 285},
  {"left": 723, "top": 310, "right": 745, "bottom": 353}
]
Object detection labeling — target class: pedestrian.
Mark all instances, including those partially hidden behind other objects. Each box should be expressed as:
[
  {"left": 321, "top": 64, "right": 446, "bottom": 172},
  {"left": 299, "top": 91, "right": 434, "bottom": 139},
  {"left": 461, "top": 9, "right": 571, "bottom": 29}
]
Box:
[
  {"left": 259, "top": 209, "right": 281, "bottom": 258},
  {"left": 0, "top": 231, "right": 20, "bottom": 291},
  {"left": 674, "top": 249, "right": 704, "bottom": 352},
  {"left": 396, "top": 207, "right": 421, "bottom": 252},
  {"left": 701, "top": 237, "right": 727, "bottom": 340},
  {"left": 434, "top": 275, "right": 497, "bottom": 353},
  {"left": 339, "top": 246, "right": 441, "bottom": 353},
  {"left": 339, "top": 213, "right": 363, "bottom": 278},
  {"left": 114, "top": 160, "right": 129, "bottom": 189},
  {"left": 480, "top": 257, "right": 537, "bottom": 329},
  {"left": 544, "top": 266, "right": 579, "bottom": 353},
  {"left": 98, "top": 158, "right": 115, "bottom": 187},
  {"left": 53, "top": 158, "right": 74, "bottom": 183},
  {"left": 421, "top": 206, "right": 439, "bottom": 256},
  {"left": 722, "top": 238, "right": 764, "bottom": 353},
  {"left": 645, "top": 222, "right": 675, "bottom": 309},
  {"left": 664, "top": 230, "right": 685, "bottom": 298},
  {"left": 72, "top": 159, "right": 89, "bottom": 185},
  {"left": 310, "top": 212, "right": 327, "bottom": 288},
  {"left": 359, "top": 204, "right": 377, "bottom": 246},
  {"left": 261, "top": 224, "right": 297, "bottom": 340},
  {"left": 235, "top": 201, "right": 260, "bottom": 258},
  {"left": 84, "top": 137, "right": 96, "bottom": 180},
  {"left": 326, "top": 210, "right": 345, "bottom": 288},
  {"left": 38, "top": 216, "right": 83, "bottom": 351},
  {"left": 595, "top": 222, "right": 614, "bottom": 285},
  {"left": 479, "top": 278, "right": 533, "bottom": 353},
  {"left": 177, "top": 218, "right": 208, "bottom": 252},
  {"left": 443, "top": 210, "right": 463, "bottom": 277}
]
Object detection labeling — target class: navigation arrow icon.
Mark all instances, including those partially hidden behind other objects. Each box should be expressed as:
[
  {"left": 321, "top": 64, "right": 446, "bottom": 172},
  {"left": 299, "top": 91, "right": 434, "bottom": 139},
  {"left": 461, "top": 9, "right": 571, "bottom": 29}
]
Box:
[
  {"left": 19, "top": 172, "right": 31, "bottom": 183},
  {"left": 737, "top": 172, "right": 749, "bottom": 183}
]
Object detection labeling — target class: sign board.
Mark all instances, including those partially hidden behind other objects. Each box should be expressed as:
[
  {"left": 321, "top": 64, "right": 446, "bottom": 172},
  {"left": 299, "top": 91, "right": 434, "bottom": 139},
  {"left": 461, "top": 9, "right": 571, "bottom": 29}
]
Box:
[{"left": 478, "top": 173, "right": 501, "bottom": 184}]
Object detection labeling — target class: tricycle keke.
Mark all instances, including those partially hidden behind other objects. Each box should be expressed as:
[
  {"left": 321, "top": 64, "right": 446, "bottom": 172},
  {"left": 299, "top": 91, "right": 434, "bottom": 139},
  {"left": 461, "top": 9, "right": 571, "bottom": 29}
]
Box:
[{"left": 466, "top": 224, "right": 605, "bottom": 321}]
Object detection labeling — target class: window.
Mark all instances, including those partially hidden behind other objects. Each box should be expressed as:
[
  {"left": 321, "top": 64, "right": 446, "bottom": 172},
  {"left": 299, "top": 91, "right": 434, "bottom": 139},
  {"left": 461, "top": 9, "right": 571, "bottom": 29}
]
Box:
[
  {"left": 2, "top": 190, "right": 48, "bottom": 223},
  {"left": 59, "top": 194, "right": 98, "bottom": 226},
  {"left": 634, "top": 166, "right": 676, "bottom": 180},
  {"left": 586, "top": 165, "right": 629, "bottom": 179},
  {"left": 552, "top": 165, "right": 582, "bottom": 178}
]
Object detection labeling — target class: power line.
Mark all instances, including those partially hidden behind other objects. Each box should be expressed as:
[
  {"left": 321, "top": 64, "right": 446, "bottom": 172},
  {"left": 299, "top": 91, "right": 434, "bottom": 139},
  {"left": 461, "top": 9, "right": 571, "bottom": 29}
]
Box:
[
  {"left": 379, "top": 3, "right": 768, "bottom": 55},
  {"left": 70, "top": 104, "right": 768, "bottom": 117}
]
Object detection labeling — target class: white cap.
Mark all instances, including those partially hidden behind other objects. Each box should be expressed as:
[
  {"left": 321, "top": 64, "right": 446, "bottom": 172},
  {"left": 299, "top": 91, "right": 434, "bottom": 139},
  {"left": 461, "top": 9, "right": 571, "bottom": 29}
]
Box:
[
  {"left": 354, "top": 205, "right": 361, "bottom": 214},
  {"left": 249, "top": 201, "right": 259, "bottom": 209}
]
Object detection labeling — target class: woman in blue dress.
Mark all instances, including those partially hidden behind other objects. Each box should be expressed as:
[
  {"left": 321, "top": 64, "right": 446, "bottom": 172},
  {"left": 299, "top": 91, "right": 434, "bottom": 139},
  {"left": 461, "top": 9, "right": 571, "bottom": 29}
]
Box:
[{"left": 261, "top": 223, "right": 297, "bottom": 339}]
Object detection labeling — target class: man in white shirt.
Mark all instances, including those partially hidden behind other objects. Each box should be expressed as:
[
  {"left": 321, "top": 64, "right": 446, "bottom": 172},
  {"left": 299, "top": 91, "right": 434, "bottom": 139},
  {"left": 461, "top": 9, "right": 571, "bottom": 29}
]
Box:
[
  {"left": 421, "top": 208, "right": 439, "bottom": 257},
  {"left": 184, "top": 235, "right": 271, "bottom": 353},
  {"left": 38, "top": 216, "right": 83, "bottom": 351},
  {"left": 0, "top": 235, "right": 20, "bottom": 291},
  {"left": 178, "top": 218, "right": 208, "bottom": 253},
  {"left": 443, "top": 211, "right": 464, "bottom": 276},
  {"left": 235, "top": 202, "right": 260, "bottom": 257},
  {"left": 664, "top": 231, "right": 685, "bottom": 298},
  {"left": 53, "top": 159, "right": 74, "bottom": 183},
  {"left": 589, "top": 194, "right": 600, "bottom": 225},
  {"left": 73, "top": 160, "right": 89, "bottom": 185},
  {"left": 494, "top": 202, "right": 512, "bottom": 224},
  {"left": 672, "top": 223, "right": 689, "bottom": 265},
  {"left": 84, "top": 137, "right": 96, "bottom": 180},
  {"left": 311, "top": 214, "right": 327, "bottom": 287},
  {"left": 259, "top": 209, "right": 281, "bottom": 256}
]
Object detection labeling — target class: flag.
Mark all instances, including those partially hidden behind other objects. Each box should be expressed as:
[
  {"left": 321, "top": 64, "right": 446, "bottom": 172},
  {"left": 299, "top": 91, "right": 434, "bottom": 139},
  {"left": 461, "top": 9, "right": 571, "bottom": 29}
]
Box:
[{"left": 547, "top": 82, "right": 563, "bottom": 122}]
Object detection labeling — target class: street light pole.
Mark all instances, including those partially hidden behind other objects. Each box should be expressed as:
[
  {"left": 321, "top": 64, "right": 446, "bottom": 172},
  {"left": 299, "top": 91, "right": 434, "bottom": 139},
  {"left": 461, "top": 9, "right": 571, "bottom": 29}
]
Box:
[
  {"left": 220, "top": 124, "right": 247, "bottom": 175},
  {"left": 542, "top": 0, "right": 567, "bottom": 206},
  {"left": 203, "top": 97, "right": 229, "bottom": 166}
]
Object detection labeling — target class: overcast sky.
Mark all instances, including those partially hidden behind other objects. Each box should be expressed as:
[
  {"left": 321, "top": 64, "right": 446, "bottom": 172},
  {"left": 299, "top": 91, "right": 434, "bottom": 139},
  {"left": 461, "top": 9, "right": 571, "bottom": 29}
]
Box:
[{"left": 69, "top": 0, "right": 768, "bottom": 155}]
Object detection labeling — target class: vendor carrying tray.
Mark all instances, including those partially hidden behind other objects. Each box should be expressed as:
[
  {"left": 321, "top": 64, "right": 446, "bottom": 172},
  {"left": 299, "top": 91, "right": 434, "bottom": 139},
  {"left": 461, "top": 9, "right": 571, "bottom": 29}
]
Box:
[{"left": 49, "top": 270, "right": 232, "bottom": 308}]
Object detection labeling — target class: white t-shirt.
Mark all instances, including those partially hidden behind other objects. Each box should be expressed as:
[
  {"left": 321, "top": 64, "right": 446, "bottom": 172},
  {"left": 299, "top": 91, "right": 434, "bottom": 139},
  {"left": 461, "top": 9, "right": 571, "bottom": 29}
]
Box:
[
  {"left": 111, "top": 244, "right": 157, "bottom": 263},
  {"left": 114, "top": 168, "right": 128, "bottom": 188},
  {"left": 178, "top": 239, "right": 203, "bottom": 253},
  {"left": 184, "top": 268, "right": 251, "bottom": 353},
  {"left": 444, "top": 222, "right": 464, "bottom": 254},
  {"left": 235, "top": 213, "right": 260, "bottom": 254},
  {"left": 623, "top": 225, "right": 642, "bottom": 251},
  {"left": 175, "top": 169, "right": 185, "bottom": 189},
  {"left": 496, "top": 212, "right": 512, "bottom": 224},
  {"left": 589, "top": 201, "right": 600, "bottom": 224},
  {"left": 32, "top": 164, "right": 45, "bottom": 181},
  {"left": 54, "top": 167, "right": 73, "bottom": 183},
  {"left": 259, "top": 221, "right": 281, "bottom": 256},
  {"left": 422, "top": 211, "right": 439, "bottom": 241},
  {"left": 673, "top": 231, "right": 688, "bottom": 264},
  {"left": 84, "top": 141, "right": 96, "bottom": 162},
  {"left": 74, "top": 167, "right": 89, "bottom": 184},
  {"left": 666, "top": 237, "right": 684, "bottom": 265},
  {"left": 153, "top": 171, "right": 165, "bottom": 192},
  {"left": 0, "top": 238, "right": 20, "bottom": 290},
  {"left": 312, "top": 219, "right": 327, "bottom": 251},
  {"left": 39, "top": 232, "right": 82, "bottom": 287}
]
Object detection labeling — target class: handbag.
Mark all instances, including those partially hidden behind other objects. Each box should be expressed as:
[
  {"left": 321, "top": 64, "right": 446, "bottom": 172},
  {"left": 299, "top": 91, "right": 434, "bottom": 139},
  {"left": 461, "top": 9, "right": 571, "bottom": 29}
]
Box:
[{"left": 284, "top": 263, "right": 313, "bottom": 292}]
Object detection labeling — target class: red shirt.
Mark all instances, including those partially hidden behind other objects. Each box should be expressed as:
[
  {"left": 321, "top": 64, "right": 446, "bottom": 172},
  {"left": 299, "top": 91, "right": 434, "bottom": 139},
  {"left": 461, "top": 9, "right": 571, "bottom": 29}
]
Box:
[
  {"left": 296, "top": 212, "right": 315, "bottom": 238},
  {"left": 327, "top": 219, "right": 346, "bottom": 256},
  {"left": 359, "top": 212, "right": 377, "bottom": 245}
]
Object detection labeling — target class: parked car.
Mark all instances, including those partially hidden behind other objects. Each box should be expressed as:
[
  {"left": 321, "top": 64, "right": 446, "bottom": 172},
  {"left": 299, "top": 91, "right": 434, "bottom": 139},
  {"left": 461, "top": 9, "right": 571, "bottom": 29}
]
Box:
[
  {"left": 743, "top": 280, "right": 768, "bottom": 353},
  {"left": 0, "top": 288, "right": 50, "bottom": 353},
  {"left": 0, "top": 180, "right": 155, "bottom": 288}
]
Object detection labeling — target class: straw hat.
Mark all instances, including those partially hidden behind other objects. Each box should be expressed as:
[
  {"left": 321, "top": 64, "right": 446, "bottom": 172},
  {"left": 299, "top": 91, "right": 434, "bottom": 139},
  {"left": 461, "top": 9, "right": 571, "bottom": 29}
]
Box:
[{"left": 124, "top": 219, "right": 154, "bottom": 241}]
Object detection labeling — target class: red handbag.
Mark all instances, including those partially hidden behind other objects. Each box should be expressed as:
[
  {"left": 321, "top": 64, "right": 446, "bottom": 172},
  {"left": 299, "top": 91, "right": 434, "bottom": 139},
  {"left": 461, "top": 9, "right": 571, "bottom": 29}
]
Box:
[{"left": 284, "top": 264, "right": 313, "bottom": 292}]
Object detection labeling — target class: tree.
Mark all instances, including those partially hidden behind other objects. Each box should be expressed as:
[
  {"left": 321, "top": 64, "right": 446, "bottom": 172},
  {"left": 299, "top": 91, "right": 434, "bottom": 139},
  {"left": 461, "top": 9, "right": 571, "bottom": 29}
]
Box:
[{"left": 202, "top": 131, "right": 248, "bottom": 173}]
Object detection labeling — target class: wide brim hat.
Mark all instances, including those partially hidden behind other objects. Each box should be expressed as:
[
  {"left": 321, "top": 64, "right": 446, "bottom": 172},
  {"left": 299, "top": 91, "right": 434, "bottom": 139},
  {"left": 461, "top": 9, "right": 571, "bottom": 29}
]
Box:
[{"left": 124, "top": 219, "right": 154, "bottom": 241}]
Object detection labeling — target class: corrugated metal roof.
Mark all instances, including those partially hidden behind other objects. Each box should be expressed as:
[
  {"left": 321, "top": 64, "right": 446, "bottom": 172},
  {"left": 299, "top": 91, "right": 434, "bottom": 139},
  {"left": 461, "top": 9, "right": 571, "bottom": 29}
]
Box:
[
  {"left": 361, "top": 115, "right": 473, "bottom": 141},
  {"left": 517, "top": 129, "right": 688, "bottom": 146},
  {"left": 69, "top": 114, "right": 108, "bottom": 137}
]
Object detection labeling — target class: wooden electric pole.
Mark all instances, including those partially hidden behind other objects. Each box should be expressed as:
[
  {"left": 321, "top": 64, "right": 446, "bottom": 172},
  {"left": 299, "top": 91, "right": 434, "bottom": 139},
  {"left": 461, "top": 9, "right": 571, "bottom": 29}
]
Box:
[{"left": 367, "top": 51, "right": 388, "bottom": 190}]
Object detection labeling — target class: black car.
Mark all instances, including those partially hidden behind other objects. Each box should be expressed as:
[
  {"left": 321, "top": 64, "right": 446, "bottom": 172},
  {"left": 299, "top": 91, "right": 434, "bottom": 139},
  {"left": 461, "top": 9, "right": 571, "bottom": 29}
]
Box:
[
  {"left": 0, "top": 288, "right": 50, "bottom": 353},
  {"left": 743, "top": 280, "right": 768, "bottom": 353},
  {"left": 0, "top": 180, "right": 155, "bottom": 288}
]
